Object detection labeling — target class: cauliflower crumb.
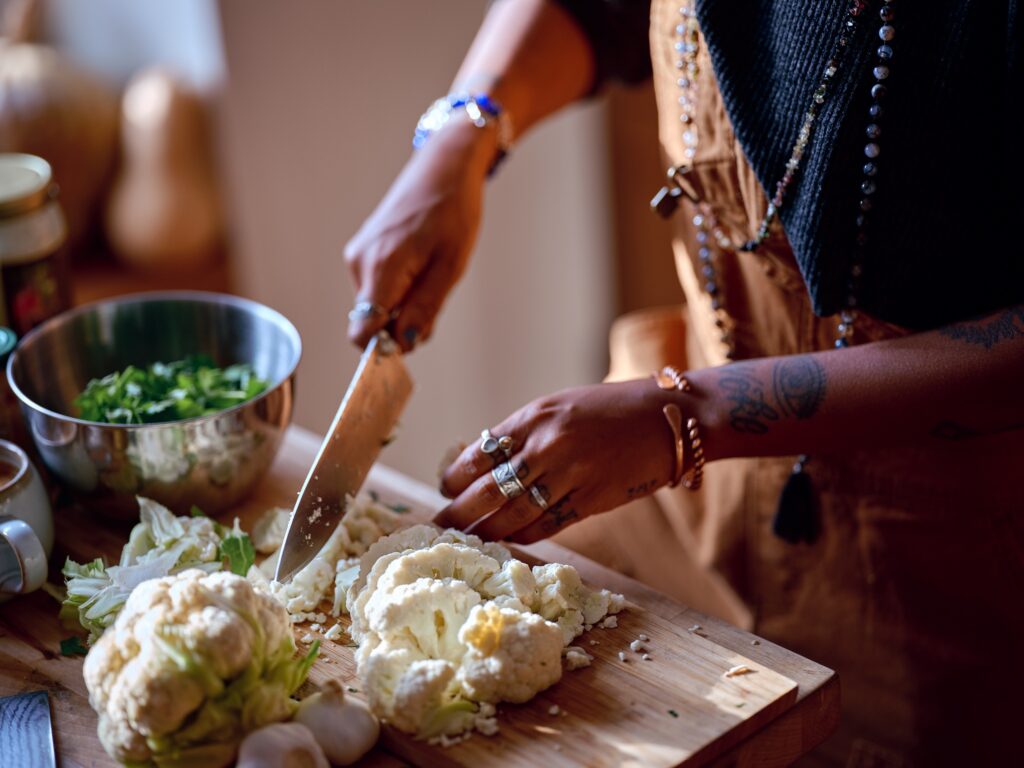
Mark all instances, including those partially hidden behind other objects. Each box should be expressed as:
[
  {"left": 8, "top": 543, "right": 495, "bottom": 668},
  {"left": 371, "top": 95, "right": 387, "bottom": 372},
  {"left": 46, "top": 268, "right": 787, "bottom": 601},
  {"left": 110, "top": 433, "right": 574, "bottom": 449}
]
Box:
[
  {"left": 638, "top": 633, "right": 649, "bottom": 642},
  {"left": 618, "top": 651, "right": 628, "bottom": 662},
  {"left": 688, "top": 624, "right": 702, "bottom": 633},
  {"left": 642, "top": 653, "right": 652, "bottom": 661},
  {"left": 324, "top": 624, "right": 345, "bottom": 642},
  {"left": 548, "top": 705, "right": 561, "bottom": 716},
  {"left": 310, "top": 623, "right": 322, "bottom": 632},
  {"left": 473, "top": 702, "right": 500, "bottom": 737},
  {"left": 600, "top": 615, "right": 618, "bottom": 629},
  {"left": 564, "top": 646, "right": 593, "bottom": 671},
  {"left": 725, "top": 664, "right": 755, "bottom": 678},
  {"left": 300, "top": 633, "right": 316, "bottom": 644},
  {"left": 629, "top": 639, "right": 646, "bottom": 653}
]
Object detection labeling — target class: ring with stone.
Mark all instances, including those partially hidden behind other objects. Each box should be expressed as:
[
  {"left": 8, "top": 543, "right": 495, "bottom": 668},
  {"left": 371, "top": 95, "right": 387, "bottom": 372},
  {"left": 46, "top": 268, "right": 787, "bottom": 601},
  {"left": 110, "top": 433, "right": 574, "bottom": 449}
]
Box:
[
  {"left": 491, "top": 460, "right": 526, "bottom": 500},
  {"left": 348, "top": 301, "right": 388, "bottom": 322},
  {"left": 480, "top": 429, "right": 513, "bottom": 459}
]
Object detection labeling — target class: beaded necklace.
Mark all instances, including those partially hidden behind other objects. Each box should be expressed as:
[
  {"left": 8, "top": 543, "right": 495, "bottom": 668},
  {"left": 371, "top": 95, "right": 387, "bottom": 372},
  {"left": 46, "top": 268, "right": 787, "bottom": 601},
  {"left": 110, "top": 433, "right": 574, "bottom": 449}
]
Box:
[
  {"left": 654, "top": 0, "right": 897, "bottom": 542},
  {"left": 657, "top": 0, "right": 897, "bottom": 352}
]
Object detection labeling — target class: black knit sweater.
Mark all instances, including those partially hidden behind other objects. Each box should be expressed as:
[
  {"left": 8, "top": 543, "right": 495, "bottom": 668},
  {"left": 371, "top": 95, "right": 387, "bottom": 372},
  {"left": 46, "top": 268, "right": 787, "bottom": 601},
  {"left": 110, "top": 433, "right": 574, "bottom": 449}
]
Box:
[{"left": 554, "top": 0, "right": 1023, "bottom": 329}]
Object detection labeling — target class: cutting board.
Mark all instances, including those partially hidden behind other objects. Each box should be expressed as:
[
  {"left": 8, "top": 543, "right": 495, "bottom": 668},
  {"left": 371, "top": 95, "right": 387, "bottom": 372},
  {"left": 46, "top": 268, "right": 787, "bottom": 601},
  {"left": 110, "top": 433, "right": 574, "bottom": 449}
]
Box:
[
  {"left": 0, "top": 427, "right": 836, "bottom": 768},
  {"left": 306, "top": 601, "right": 797, "bottom": 768}
]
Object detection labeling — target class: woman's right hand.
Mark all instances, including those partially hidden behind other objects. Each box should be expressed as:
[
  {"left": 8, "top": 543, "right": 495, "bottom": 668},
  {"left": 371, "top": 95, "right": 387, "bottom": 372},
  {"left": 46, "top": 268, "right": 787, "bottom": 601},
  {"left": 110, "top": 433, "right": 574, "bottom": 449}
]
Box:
[{"left": 344, "top": 118, "right": 497, "bottom": 351}]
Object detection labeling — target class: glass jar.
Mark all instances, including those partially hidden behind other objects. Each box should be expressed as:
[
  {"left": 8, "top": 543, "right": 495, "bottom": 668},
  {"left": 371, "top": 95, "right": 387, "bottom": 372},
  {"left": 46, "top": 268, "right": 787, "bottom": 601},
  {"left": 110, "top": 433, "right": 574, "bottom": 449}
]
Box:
[{"left": 0, "top": 153, "right": 72, "bottom": 336}]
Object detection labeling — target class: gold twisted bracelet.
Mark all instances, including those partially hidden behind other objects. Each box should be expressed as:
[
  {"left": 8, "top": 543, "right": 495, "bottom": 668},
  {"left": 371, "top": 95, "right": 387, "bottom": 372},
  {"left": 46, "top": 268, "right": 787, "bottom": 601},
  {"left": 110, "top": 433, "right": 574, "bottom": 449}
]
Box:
[{"left": 654, "top": 366, "right": 705, "bottom": 491}]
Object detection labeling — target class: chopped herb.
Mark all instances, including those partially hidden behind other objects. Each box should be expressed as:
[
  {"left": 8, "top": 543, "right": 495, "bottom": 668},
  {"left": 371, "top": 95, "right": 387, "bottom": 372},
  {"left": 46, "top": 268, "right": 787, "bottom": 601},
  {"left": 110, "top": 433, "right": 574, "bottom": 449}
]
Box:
[
  {"left": 668, "top": 709, "right": 679, "bottom": 718},
  {"left": 386, "top": 502, "right": 411, "bottom": 515},
  {"left": 219, "top": 534, "right": 256, "bottom": 576},
  {"left": 190, "top": 505, "right": 206, "bottom": 518},
  {"left": 368, "top": 490, "right": 380, "bottom": 503},
  {"left": 74, "top": 356, "right": 269, "bottom": 425},
  {"left": 735, "top": 702, "right": 746, "bottom": 709},
  {"left": 60, "top": 636, "right": 88, "bottom": 656},
  {"left": 347, "top": 686, "right": 360, "bottom": 694}
]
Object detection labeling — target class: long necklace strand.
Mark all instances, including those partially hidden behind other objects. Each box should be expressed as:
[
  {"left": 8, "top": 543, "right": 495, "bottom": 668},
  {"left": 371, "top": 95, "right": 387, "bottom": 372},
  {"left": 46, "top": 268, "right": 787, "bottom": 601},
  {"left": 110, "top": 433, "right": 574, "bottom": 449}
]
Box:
[{"left": 661, "top": 1, "right": 898, "bottom": 543}]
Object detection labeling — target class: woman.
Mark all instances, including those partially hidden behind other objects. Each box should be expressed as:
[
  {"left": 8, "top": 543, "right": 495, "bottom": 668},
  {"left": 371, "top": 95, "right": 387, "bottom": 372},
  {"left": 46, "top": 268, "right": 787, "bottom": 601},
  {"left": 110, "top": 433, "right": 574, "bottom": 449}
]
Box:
[{"left": 344, "top": 1, "right": 1023, "bottom": 764}]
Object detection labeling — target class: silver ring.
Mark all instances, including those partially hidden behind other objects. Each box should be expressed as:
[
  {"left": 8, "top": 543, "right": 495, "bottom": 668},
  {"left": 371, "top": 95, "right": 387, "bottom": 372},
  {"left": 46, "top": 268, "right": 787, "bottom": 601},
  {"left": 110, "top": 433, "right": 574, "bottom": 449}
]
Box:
[
  {"left": 480, "top": 429, "right": 513, "bottom": 459},
  {"left": 348, "top": 301, "right": 388, "bottom": 322},
  {"left": 529, "top": 485, "right": 549, "bottom": 510},
  {"left": 491, "top": 460, "right": 526, "bottom": 500}
]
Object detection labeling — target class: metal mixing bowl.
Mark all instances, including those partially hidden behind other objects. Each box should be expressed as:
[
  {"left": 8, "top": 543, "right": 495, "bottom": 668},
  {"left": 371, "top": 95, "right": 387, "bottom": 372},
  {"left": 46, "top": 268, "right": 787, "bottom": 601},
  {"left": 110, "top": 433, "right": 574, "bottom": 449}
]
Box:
[{"left": 6, "top": 291, "right": 301, "bottom": 519}]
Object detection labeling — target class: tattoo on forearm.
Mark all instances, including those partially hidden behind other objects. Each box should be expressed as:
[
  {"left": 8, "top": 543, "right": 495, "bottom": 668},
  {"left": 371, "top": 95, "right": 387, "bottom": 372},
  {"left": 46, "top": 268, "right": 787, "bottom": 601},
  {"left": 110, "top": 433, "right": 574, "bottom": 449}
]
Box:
[
  {"left": 540, "top": 496, "right": 579, "bottom": 534},
  {"left": 772, "top": 356, "right": 827, "bottom": 419},
  {"left": 626, "top": 479, "right": 658, "bottom": 499},
  {"left": 931, "top": 419, "right": 1024, "bottom": 441},
  {"left": 718, "top": 356, "right": 826, "bottom": 434},
  {"left": 719, "top": 366, "right": 780, "bottom": 434},
  {"left": 937, "top": 306, "right": 1024, "bottom": 350}
]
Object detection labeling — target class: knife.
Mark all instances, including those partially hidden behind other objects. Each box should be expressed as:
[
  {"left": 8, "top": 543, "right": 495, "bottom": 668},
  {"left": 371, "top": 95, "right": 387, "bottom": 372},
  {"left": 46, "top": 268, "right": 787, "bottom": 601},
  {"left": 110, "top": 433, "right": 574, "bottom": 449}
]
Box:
[
  {"left": 0, "top": 690, "right": 56, "bottom": 768},
  {"left": 275, "top": 333, "right": 413, "bottom": 583}
]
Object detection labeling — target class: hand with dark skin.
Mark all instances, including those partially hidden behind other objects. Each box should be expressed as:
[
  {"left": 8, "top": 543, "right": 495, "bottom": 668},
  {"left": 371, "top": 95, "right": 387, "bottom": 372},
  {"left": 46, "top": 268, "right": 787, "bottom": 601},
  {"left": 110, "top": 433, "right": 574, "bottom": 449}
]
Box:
[
  {"left": 436, "top": 307, "right": 1024, "bottom": 543},
  {"left": 344, "top": 0, "right": 593, "bottom": 352}
]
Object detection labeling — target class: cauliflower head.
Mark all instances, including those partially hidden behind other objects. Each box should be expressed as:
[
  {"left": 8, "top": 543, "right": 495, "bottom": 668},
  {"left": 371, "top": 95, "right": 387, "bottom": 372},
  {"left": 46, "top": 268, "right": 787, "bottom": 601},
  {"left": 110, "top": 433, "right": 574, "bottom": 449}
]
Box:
[
  {"left": 349, "top": 528, "right": 623, "bottom": 739},
  {"left": 84, "top": 569, "right": 317, "bottom": 768}
]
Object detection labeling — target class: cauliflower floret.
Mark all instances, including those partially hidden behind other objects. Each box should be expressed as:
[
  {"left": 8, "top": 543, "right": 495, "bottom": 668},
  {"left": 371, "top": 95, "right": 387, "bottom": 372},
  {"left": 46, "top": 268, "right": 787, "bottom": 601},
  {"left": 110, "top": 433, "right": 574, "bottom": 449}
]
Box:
[
  {"left": 479, "top": 558, "right": 539, "bottom": 612},
  {"left": 83, "top": 569, "right": 315, "bottom": 767},
  {"left": 358, "top": 643, "right": 463, "bottom": 735},
  {"left": 533, "top": 563, "right": 620, "bottom": 645},
  {"left": 458, "top": 602, "right": 564, "bottom": 703},
  {"left": 363, "top": 578, "right": 481, "bottom": 661}
]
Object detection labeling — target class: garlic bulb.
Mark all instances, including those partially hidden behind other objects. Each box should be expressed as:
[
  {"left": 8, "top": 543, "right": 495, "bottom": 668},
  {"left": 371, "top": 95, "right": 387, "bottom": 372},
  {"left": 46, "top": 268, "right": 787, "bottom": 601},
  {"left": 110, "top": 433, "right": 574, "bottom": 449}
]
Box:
[
  {"left": 295, "top": 679, "right": 380, "bottom": 766},
  {"left": 236, "top": 722, "right": 328, "bottom": 768}
]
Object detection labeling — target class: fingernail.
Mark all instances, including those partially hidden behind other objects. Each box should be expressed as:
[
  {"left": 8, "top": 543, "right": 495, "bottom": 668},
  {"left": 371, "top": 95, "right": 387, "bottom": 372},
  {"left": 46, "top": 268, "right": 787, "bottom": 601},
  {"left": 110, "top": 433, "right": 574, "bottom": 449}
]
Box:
[{"left": 403, "top": 327, "right": 420, "bottom": 348}]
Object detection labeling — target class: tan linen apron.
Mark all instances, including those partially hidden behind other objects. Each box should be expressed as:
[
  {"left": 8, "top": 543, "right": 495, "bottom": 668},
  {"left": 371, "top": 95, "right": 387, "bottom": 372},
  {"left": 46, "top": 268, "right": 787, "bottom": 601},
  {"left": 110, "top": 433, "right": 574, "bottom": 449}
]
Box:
[{"left": 554, "top": 2, "right": 1024, "bottom": 765}]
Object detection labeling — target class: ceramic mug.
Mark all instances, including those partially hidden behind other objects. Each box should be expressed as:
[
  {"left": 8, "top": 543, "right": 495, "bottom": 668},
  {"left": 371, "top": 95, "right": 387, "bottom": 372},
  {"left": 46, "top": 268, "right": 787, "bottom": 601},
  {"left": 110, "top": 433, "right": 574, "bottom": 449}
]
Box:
[{"left": 0, "top": 439, "right": 53, "bottom": 601}]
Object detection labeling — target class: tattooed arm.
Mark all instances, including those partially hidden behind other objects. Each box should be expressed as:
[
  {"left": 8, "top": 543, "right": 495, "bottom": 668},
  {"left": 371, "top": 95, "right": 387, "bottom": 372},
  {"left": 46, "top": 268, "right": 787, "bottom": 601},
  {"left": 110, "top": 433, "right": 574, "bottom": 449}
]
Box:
[
  {"left": 690, "top": 304, "right": 1024, "bottom": 462},
  {"left": 434, "top": 305, "right": 1024, "bottom": 544}
]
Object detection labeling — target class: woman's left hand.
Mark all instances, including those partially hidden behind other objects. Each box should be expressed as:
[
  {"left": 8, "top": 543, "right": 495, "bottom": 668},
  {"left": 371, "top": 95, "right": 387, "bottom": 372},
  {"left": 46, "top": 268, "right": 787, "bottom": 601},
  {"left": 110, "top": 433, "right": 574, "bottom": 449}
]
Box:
[{"left": 434, "top": 380, "right": 677, "bottom": 544}]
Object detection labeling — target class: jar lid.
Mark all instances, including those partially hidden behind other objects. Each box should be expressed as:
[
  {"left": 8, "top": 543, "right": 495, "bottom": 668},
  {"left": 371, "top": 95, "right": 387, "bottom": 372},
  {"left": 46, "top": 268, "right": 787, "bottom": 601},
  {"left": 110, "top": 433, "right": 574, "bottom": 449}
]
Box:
[
  {"left": 0, "top": 154, "right": 55, "bottom": 219},
  {"left": 0, "top": 327, "right": 16, "bottom": 363}
]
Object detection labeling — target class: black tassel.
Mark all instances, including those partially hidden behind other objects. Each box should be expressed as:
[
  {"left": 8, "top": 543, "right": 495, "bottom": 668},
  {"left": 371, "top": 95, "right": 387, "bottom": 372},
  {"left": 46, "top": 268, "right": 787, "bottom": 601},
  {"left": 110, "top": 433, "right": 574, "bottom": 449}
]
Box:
[{"left": 772, "top": 455, "right": 818, "bottom": 544}]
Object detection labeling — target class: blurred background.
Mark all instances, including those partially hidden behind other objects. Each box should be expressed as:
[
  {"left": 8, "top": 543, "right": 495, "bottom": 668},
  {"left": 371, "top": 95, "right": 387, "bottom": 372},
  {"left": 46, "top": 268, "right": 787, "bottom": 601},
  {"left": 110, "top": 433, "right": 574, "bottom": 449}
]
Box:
[{"left": 0, "top": 0, "right": 680, "bottom": 484}]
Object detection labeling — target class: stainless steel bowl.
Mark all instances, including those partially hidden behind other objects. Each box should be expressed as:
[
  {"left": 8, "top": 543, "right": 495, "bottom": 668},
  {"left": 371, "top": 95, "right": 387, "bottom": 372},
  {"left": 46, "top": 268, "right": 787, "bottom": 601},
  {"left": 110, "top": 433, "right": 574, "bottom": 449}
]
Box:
[{"left": 6, "top": 291, "right": 301, "bottom": 519}]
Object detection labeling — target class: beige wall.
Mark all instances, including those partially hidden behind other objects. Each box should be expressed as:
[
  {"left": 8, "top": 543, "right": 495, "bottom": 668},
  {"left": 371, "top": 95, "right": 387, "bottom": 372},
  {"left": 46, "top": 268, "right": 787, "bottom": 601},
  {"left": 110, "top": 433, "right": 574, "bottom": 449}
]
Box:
[{"left": 216, "top": 0, "right": 615, "bottom": 485}]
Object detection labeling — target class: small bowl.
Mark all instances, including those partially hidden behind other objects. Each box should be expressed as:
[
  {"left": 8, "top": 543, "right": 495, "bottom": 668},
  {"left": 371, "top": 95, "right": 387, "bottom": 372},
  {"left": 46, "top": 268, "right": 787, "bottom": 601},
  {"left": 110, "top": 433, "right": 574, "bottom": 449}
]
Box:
[{"left": 6, "top": 291, "right": 301, "bottom": 519}]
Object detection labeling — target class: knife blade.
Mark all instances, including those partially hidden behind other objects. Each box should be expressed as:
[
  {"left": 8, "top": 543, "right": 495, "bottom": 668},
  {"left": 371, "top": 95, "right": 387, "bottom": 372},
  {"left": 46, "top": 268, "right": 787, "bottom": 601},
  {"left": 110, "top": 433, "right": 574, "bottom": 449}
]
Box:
[
  {"left": 275, "top": 333, "right": 412, "bottom": 582},
  {"left": 0, "top": 690, "right": 56, "bottom": 768}
]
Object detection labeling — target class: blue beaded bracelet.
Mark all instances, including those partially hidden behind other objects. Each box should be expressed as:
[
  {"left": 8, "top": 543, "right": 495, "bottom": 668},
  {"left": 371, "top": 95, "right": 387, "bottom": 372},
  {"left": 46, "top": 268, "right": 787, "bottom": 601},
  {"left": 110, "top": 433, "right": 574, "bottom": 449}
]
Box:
[{"left": 413, "top": 93, "right": 512, "bottom": 174}]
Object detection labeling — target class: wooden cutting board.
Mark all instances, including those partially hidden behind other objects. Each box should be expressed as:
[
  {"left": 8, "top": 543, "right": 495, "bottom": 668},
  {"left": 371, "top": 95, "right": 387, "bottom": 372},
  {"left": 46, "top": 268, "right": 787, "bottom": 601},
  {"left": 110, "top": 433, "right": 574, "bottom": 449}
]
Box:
[{"left": 0, "top": 427, "right": 836, "bottom": 767}]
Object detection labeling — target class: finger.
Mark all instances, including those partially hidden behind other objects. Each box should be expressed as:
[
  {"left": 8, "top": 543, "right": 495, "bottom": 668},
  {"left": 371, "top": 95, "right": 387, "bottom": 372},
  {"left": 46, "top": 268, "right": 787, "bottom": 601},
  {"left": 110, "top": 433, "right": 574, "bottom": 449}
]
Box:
[
  {"left": 507, "top": 490, "right": 587, "bottom": 546},
  {"left": 433, "top": 455, "right": 532, "bottom": 531},
  {"left": 389, "top": 252, "right": 462, "bottom": 352},
  {"left": 345, "top": 242, "right": 423, "bottom": 349},
  {"left": 439, "top": 416, "right": 526, "bottom": 499},
  {"left": 467, "top": 478, "right": 559, "bottom": 543}
]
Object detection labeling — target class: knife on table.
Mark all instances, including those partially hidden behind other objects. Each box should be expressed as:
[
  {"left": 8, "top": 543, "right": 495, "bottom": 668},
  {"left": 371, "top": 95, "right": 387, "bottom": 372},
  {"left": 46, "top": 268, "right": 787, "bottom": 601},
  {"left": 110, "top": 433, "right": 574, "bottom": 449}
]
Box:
[
  {"left": 275, "top": 332, "right": 413, "bottom": 583},
  {"left": 0, "top": 690, "right": 57, "bottom": 768}
]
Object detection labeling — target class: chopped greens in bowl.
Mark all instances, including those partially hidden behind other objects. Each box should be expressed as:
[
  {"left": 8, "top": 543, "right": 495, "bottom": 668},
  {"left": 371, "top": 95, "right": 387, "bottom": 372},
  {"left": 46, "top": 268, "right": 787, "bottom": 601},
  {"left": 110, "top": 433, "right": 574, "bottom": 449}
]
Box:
[{"left": 74, "top": 355, "right": 270, "bottom": 425}]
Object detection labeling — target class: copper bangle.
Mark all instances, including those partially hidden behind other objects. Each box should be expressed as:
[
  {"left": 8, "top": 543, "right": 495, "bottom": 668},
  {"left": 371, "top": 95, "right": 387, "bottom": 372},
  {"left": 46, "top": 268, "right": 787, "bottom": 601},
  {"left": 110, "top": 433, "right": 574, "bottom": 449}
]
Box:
[{"left": 662, "top": 404, "right": 686, "bottom": 488}]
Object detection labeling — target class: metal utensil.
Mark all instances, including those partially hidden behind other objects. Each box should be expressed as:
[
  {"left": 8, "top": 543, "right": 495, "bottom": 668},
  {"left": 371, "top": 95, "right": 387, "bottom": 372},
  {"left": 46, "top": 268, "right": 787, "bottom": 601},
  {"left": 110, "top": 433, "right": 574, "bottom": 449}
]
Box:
[
  {"left": 6, "top": 291, "right": 301, "bottom": 519},
  {"left": 0, "top": 690, "right": 56, "bottom": 768},
  {"left": 275, "top": 333, "right": 412, "bottom": 582}
]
